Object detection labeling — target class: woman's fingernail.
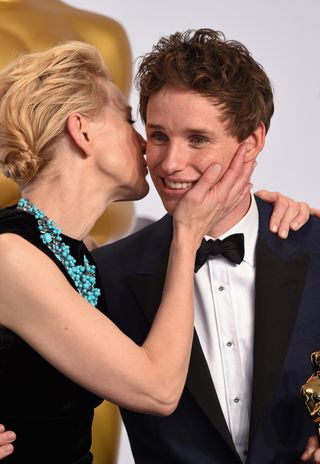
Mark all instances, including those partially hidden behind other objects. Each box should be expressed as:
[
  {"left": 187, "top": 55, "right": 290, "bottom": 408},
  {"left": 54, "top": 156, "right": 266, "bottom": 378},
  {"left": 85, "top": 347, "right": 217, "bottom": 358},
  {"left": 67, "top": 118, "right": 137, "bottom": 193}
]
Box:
[
  {"left": 212, "top": 164, "right": 222, "bottom": 173},
  {"left": 280, "top": 230, "right": 288, "bottom": 239},
  {"left": 4, "top": 444, "right": 13, "bottom": 453},
  {"left": 271, "top": 224, "right": 278, "bottom": 233},
  {"left": 292, "top": 222, "right": 300, "bottom": 231}
]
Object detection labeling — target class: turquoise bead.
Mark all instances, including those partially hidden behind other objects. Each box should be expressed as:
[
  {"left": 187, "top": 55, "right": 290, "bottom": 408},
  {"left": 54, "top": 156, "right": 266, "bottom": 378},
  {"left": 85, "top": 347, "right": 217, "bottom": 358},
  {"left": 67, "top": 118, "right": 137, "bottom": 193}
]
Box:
[
  {"left": 43, "top": 233, "right": 52, "bottom": 244},
  {"left": 16, "top": 198, "right": 101, "bottom": 308}
]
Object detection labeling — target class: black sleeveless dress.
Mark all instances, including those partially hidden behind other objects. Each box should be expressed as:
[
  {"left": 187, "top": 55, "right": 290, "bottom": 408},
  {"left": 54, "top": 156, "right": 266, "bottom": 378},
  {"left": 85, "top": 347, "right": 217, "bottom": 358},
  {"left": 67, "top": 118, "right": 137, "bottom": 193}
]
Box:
[{"left": 0, "top": 207, "right": 105, "bottom": 463}]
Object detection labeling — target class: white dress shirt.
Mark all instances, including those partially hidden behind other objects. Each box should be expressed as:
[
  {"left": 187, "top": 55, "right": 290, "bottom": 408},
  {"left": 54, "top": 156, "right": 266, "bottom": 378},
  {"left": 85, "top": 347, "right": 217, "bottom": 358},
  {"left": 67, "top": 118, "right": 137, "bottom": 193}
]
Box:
[{"left": 194, "top": 195, "right": 258, "bottom": 462}]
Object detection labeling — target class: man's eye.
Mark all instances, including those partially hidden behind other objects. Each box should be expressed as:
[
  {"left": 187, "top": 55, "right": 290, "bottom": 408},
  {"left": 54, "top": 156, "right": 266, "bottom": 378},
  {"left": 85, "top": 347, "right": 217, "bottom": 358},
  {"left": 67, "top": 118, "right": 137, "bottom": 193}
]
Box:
[
  {"left": 190, "top": 135, "right": 207, "bottom": 144},
  {"left": 149, "top": 132, "right": 168, "bottom": 143}
]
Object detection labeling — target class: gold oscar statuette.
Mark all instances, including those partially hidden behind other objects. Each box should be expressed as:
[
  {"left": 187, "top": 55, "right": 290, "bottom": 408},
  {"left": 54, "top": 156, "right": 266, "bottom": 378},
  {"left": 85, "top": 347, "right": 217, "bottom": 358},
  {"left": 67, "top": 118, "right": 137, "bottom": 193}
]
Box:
[{"left": 301, "top": 351, "right": 320, "bottom": 439}]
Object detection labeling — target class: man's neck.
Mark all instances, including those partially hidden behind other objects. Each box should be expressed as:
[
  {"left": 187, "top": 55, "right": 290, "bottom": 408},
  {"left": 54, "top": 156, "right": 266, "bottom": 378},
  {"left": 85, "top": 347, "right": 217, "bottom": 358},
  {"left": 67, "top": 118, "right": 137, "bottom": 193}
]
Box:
[{"left": 206, "top": 193, "right": 252, "bottom": 238}]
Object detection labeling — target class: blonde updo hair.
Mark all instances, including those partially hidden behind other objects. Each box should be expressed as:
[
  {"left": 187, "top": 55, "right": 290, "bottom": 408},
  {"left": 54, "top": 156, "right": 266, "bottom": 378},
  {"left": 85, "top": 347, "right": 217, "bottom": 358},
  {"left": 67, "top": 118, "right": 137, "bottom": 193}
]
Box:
[{"left": 0, "top": 41, "right": 110, "bottom": 187}]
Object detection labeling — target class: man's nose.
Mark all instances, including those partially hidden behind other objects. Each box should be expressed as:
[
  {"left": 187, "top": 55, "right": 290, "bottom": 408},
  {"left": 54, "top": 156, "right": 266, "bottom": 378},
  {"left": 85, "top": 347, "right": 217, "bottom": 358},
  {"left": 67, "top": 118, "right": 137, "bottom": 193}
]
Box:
[{"left": 159, "top": 142, "right": 184, "bottom": 174}]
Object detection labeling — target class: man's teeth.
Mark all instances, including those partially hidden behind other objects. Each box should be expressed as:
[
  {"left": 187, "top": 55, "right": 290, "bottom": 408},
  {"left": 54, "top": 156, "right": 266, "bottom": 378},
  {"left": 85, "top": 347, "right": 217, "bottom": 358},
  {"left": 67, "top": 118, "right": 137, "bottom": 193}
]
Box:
[{"left": 165, "top": 179, "right": 192, "bottom": 189}]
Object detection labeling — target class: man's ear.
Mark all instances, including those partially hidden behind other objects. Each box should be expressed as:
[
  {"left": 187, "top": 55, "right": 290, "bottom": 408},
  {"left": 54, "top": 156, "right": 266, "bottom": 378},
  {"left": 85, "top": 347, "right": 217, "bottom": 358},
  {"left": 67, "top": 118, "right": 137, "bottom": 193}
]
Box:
[
  {"left": 66, "top": 113, "right": 92, "bottom": 156},
  {"left": 243, "top": 122, "right": 266, "bottom": 161}
]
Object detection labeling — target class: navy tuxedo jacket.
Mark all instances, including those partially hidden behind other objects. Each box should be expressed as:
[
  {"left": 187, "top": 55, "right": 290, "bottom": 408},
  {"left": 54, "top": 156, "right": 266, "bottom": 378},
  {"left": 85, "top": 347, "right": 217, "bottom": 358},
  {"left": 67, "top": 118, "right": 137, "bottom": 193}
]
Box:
[{"left": 93, "top": 198, "right": 320, "bottom": 463}]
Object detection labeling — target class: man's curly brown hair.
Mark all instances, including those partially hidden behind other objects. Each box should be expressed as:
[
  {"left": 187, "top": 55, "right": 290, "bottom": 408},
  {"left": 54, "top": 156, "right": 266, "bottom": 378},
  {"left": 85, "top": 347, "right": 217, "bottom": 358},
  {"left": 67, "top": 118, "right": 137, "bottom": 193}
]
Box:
[{"left": 135, "top": 29, "right": 274, "bottom": 141}]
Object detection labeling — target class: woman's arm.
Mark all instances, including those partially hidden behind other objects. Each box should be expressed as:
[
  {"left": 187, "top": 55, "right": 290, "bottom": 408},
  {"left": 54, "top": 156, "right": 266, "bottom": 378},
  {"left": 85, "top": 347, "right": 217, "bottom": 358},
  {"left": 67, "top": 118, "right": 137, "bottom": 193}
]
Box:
[{"left": 0, "top": 147, "right": 252, "bottom": 416}]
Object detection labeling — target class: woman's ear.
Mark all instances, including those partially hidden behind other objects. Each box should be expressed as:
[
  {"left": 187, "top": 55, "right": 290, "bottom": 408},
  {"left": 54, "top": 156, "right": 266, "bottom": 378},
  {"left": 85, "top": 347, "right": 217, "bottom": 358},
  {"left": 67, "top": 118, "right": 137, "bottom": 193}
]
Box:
[
  {"left": 243, "top": 122, "right": 266, "bottom": 162},
  {"left": 66, "top": 113, "right": 92, "bottom": 156}
]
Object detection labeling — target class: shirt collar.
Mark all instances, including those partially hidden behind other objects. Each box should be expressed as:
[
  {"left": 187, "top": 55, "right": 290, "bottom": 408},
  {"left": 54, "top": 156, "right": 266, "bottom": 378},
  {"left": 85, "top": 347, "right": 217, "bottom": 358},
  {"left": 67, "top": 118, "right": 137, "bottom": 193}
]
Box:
[{"left": 205, "top": 194, "right": 258, "bottom": 267}]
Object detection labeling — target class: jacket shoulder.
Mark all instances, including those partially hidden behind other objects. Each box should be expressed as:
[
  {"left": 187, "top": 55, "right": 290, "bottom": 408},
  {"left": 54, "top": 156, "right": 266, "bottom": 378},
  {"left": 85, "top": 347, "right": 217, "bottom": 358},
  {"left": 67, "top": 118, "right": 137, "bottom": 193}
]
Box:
[{"left": 92, "top": 214, "right": 172, "bottom": 274}]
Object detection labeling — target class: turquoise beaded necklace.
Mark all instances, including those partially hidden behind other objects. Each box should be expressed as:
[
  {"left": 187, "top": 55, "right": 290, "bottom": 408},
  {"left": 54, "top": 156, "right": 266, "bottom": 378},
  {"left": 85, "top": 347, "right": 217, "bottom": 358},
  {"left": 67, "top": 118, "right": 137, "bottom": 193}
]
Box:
[{"left": 16, "top": 198, "right": 101, "bottom": 307}]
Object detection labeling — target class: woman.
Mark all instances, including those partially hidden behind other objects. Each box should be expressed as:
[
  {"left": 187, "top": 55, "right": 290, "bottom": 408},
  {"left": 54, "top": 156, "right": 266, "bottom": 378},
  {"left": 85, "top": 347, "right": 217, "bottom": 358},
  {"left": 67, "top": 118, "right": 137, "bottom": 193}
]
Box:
[
  {"left": 0, "top": 41, "right": 315, "bottom": 462},
  {"left": 0, "top": 39, "right": 264, "bottom": 463}
]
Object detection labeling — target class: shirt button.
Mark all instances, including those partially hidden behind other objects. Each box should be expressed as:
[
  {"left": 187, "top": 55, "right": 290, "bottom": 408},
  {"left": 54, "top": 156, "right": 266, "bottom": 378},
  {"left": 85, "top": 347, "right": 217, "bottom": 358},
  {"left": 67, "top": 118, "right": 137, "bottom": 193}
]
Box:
[
  {"left": 218, "top": 285, "right": 225, "bottom": 291},
  {"left": 226, "top": 341, "right": 233, "bottom": 347},
  {"left": 243, "top": 450, "right": 248, "bottom": 456},
  {"left": 233, "top": 397, "right": 240, "bottom": 403}
]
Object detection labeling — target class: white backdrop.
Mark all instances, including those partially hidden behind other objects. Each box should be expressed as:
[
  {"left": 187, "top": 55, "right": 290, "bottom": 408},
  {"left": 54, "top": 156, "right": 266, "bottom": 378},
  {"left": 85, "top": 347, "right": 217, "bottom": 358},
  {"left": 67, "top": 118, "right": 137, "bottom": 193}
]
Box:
[{"left": 64, "top": 1, "right": 319, "bottom": 462}]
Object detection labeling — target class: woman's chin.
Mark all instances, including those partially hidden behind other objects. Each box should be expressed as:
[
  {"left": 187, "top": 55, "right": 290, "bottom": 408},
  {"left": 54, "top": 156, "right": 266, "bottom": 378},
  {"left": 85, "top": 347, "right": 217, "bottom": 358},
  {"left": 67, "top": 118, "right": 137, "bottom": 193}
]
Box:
[{"left": 120, "top": 180, "right": 150, "bottom": 202}]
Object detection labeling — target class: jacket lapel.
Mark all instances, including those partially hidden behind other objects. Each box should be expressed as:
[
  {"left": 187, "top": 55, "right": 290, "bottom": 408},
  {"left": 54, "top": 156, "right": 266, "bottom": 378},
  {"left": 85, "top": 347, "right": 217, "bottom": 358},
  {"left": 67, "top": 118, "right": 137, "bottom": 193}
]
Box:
[
  {"left": 186, "top": 331, "right": 236, "bottom": 452},
  {"left": 249, "top": 204, "right": 310, "bottom": 443},
  {"left": 126, "top": 216, "right": 236, "bottom": 454},
  {"left": 126, "top": 249, "right": 169, "bottom": 324},
  {"left": 126, "top": 215, "right": 172, "bottom": 325}
]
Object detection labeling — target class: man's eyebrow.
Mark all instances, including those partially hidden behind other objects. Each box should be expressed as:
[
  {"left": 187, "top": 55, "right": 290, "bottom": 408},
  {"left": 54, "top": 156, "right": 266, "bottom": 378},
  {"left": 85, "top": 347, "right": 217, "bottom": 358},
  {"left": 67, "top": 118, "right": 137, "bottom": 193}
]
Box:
[
  {"left": 184, "top": 127, "right": 216, "bottom": 136},
  {"left": 146, "top": 123, "right": 164, "bottom": 130},
  {"left": 146, "top": 122, "right": 218, "bottom": 138}
]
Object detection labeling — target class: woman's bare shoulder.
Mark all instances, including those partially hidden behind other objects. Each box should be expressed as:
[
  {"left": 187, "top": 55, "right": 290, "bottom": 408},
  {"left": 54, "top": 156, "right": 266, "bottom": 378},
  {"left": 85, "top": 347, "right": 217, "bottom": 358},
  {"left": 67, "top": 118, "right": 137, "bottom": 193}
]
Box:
[{"left": 0, "top": 232, "right": 39, "bottom": 263}]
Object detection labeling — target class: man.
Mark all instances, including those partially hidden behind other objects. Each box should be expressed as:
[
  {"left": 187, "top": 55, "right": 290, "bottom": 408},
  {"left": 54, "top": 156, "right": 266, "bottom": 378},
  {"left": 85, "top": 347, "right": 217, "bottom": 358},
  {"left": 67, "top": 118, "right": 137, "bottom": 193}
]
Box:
[{"left": 93, "top": 29, "right": 320, "bottom": 463}]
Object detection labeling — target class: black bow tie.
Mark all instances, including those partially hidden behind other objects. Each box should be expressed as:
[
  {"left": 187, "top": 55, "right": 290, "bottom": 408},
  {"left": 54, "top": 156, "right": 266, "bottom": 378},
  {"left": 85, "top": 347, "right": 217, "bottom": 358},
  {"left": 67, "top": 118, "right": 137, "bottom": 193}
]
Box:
[{"left": 195, "top": 233, "right": 245, "bottom": 272}]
